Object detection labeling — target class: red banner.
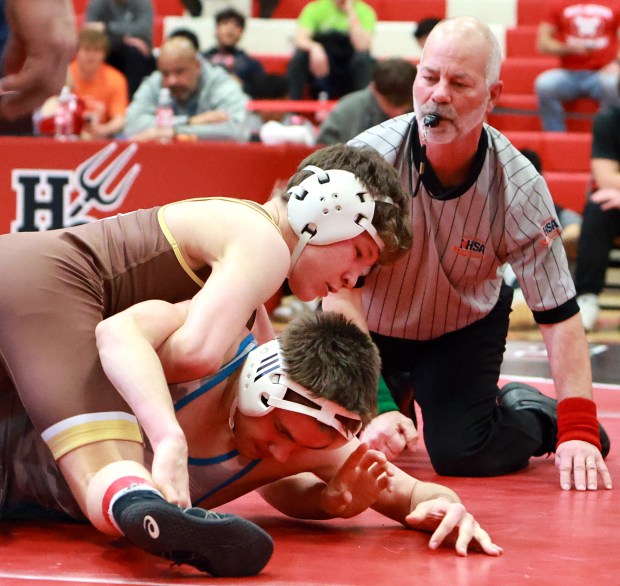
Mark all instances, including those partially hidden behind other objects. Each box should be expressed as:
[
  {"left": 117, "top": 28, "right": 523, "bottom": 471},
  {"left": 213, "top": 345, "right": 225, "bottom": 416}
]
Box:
[{"left": 0, "top": 137, "right": 316, "bottom": 234}]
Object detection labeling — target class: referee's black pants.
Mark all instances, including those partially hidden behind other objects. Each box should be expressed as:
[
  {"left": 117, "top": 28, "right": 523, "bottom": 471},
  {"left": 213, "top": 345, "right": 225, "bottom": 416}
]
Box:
[{"left": 371, "top": 283, "right": 546, "bottom": 477}]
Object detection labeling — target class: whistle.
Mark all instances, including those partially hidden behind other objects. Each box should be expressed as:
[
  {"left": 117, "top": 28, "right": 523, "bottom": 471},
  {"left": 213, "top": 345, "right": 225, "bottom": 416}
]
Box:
[{"left": 423, "top": 114, "right": 440, "bottom": 128}]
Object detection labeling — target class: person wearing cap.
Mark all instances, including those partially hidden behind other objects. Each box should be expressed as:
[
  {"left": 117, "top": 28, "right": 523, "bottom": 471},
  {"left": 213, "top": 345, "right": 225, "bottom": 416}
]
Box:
[
  {"left": 0, "top": 143, "right": 411, "bottom": 576},
  {"left": 0, "top": 309, "right": 503, "bottom": 576}
]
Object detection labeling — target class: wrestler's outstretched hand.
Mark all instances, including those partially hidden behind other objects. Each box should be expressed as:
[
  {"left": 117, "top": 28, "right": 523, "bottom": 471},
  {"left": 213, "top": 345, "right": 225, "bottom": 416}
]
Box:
[
  {"left": 406, "top": 498, "right": 503, "bottom": 557},
  {"left": 320, "top": 443, "right": 395, "bottom": 518},
  {"left": 151, "top": 433, "right": 192, "bottom": 508}
]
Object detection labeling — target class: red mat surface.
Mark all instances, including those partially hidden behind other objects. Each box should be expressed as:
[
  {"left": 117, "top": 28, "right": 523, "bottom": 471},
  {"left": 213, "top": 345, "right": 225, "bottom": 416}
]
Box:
[{"left": 1, "top": 378, "right": 618, "bottom": 585}]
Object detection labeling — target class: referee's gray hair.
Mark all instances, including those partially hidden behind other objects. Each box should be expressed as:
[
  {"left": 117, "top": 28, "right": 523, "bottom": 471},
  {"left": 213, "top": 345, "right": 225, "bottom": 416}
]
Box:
[
  {"left": 482, "top": 24, "right": 502, "bottom": 87},
  {"left": 421, "top": 16, "right": 502, "bottom": 88}
]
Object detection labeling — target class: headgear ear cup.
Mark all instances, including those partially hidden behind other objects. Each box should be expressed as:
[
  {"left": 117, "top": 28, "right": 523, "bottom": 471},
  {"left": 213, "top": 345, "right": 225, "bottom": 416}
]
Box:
[
  {"left": 233, "top": 339, "right": 363, "bottom": 439},
  {"left": 237, "top": 340, "right": 287, "bottom": 417},
  {"left": 286, "top": 166, "right": 394, "bottom": 271},
  {"left": 287, "top": 169, "right": 375, "bottom": 245}
]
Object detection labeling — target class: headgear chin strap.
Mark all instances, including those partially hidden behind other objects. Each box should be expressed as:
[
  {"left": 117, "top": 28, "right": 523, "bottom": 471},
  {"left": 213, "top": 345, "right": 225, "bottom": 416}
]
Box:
[
  {"left": 286, "top": 165, "right": 394, "bottom": 272},
  {"left": 233, "top": 339, "right": 362, "bottom": 441}
]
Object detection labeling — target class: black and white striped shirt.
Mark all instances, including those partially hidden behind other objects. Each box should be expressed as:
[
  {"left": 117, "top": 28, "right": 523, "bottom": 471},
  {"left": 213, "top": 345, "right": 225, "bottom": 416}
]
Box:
[{"left": 350, "top": 113, "right": 576, "bottom": 341}]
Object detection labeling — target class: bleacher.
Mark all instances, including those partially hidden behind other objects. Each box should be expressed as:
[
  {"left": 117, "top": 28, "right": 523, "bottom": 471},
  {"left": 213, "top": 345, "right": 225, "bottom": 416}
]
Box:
[
  {"left": 504, "top": 131, "right": 591, "bottom": 212},
  {"left": 71, "top": 0, "right": 594, "bottom": 212}
]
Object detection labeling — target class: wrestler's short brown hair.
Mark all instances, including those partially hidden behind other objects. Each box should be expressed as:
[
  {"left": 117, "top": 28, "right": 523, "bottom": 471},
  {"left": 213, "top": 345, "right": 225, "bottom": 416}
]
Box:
[
  {"left": 279, "top": 311, "right": 380, "bottom": 426},
  {"left": 281, "top": 144, "right": 412, "bottom": 266}
]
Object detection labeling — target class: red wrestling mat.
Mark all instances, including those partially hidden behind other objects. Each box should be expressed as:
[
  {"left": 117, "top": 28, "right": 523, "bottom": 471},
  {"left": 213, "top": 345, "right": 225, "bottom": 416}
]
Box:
[{"left": 1, "top": 379, "right": 618, "bottom": 586}]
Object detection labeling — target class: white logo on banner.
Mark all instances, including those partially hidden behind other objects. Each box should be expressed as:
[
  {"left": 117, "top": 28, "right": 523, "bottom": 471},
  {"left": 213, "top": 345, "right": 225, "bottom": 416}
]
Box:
[{"left": 10, "top": 143, "right": 141, "bottom": 232}]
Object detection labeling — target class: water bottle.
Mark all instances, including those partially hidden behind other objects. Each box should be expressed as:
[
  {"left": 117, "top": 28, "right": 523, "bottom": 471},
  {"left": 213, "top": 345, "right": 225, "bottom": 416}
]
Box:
[
  {"left": 156, "top": 87, "right": 174, "bottom": 142},
  {"left": 54, "top": 86, "right": 78, "bottom": 140},
  {"left": 315, "top": 90, "right": 330, "bottom": 125}
]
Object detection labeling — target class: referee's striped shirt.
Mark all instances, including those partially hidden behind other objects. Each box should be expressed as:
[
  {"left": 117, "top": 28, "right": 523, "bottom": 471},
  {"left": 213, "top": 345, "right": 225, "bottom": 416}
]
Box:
[{"left": 349, "top": 113, "right": 577, "bottom": 341}]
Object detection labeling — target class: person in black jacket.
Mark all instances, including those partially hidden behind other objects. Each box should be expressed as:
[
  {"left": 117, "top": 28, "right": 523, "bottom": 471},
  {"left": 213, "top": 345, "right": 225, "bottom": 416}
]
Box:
[
  {"left": 84, "top": 0, "right": 156, "bottom": 97},
  {"left": 203, "top": 7, "right": 287, "bottom": 99}
]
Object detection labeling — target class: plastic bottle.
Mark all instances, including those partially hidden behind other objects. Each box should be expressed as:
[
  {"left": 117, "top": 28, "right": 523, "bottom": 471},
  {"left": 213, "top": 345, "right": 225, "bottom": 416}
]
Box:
[
  {"left": 54, "top": 86, "right": 78, "bottom": 140},
  {"left": 156, "top": 87, "right": 174, "bottom": 143},
  {"left": 279, "top": 112, "right": 315, "bottom": 142},
  {"left": 315, "top": 90, "right": 330, "bottom": 125}
]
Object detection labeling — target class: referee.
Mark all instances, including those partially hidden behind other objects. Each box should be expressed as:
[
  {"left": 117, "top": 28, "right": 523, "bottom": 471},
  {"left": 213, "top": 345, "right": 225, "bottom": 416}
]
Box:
[{"left": 324, "top": 16, "right": 612, "bottom": 492}]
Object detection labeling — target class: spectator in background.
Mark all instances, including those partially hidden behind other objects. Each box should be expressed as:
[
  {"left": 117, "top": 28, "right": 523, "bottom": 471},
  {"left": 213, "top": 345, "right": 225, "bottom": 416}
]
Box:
[
  {"left": 84, "top": 0, "right": 156, "bottom": 98},
  {"left": 68, "top": 28, "right": 128, "bottom": 139},
  {"left": 180, "top": 0, "right": 202, "bottom": 16},
  {"left": 203, "top": 8, "right": 287, "bottom": 99},
  {"left": 168, "top": 27, "right": 201, "bottom": 52},
  {"left": 574, "top": 99, "right": 620, "bottom": 330},
  {"left": 535, "top": 0, "right": 620, "bottom": 132},
  {"left": 0, "top": 0, "right": 9, "bottom": 76},
  {"left": 0, "top": 0, "right": 77, "bottom": 121},
  {"left": 316, "top": 58, "right": 416, "bottom": 145},
  {"left": 413, "top": 17, "right": 441, "bottom": 50},
  {"left": 287, "top": 0, "right": 376, "bottom": 100},
  {"left": 506, "top": 148, "right": 583, "bottom": 328},
  {"left": 124, "top": 36, "right": 249, "bottom": 141},
  {"left": 520, "top": 148, "right": 582, "bottom": 262},
  {"left": 34, "top": 27, "right": 129, "bottom": 140},
  {"left": 0, "top": 0, "right": 28, "bottom": 133},
  {"left": 258, "top": 0, "right": 280, "bottom": 18}
]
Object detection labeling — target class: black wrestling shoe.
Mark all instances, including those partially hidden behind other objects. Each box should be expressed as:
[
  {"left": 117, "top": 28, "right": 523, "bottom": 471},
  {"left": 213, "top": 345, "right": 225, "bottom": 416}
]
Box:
[
  {"left": 112, "top": 492, "right": 274, "bottom": 577},
  {"left": 498, "top": 382, "right": 610, "bottom": 459}
]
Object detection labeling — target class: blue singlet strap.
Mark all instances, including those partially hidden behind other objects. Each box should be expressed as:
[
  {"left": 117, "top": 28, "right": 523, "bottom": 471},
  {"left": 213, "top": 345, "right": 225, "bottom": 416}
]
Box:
[
  {"left": 192, "top": 457, "right": 262, "bottom": 506},
  {"left": 174, "top": 334, "right": 257, "bottom": 412}
]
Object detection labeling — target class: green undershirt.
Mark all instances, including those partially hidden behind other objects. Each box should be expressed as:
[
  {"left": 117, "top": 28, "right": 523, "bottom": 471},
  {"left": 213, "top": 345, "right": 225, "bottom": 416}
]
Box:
[{"left": 377, "top": 373, "right": 399, "bottom": 413}]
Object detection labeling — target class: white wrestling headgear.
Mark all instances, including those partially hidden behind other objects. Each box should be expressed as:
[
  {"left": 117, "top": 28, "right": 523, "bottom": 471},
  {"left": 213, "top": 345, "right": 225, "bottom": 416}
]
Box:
[
  {"left": 286, "top": 165, "right": 394, "bottom": 271},
  {"left": 233, "top": 339, "right": 362, "bottom": 440}
]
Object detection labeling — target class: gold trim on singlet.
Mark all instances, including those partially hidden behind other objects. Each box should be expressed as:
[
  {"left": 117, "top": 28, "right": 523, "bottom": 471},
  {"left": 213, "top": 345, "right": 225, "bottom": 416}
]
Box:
[
  {"left": 157, "top": 197, "right": 281, "bottom": 288},
  {"left": 42, "top": 413, "right": 144, "bottom": 460}
]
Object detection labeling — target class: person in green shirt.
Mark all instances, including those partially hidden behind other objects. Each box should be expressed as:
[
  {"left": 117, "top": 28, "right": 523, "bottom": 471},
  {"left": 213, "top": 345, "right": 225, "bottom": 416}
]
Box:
[{"left": 287, "top": 0, "right": 376, "bottom": 100}]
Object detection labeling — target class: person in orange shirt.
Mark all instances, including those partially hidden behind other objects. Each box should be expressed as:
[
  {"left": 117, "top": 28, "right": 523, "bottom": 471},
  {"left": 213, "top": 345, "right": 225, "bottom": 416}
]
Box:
[{"left": 69, "top": 27, "right": 128, "bottom": 139}]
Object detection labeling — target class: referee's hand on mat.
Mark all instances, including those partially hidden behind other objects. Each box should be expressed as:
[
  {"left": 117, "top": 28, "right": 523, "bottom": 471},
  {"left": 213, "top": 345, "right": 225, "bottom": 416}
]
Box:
[{"left": 360, "top": 411, "right": 418, "bottom": 461}]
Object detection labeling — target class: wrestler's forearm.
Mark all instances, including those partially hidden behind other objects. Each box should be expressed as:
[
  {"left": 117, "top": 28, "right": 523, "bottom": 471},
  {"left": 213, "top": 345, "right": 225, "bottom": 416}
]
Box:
[
  {"left": 95, "top": 303, "right": 188, "bottom": 449},
  {"left": 372, "top": 468, "right": 459, "bottom": 526},
  {"left": 257, "top": 474, "right": 335, "bottom": 519},
  {"left": 539, "top": 315, "right": 593, "bottom": 403}
]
